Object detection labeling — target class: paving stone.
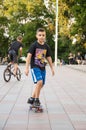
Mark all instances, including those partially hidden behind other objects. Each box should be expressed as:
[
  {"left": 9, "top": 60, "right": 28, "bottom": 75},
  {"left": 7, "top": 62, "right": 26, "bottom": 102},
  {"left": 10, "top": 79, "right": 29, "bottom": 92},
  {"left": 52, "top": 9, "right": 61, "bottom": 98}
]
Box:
[{"left": 0, "top": 65, "right": 86, "bottom": 130}]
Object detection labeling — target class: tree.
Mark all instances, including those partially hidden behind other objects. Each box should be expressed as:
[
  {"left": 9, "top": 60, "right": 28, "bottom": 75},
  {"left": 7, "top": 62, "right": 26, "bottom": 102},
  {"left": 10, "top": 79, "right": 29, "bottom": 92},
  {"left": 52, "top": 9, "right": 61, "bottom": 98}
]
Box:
[
  {"left": 0, "top": 0, "right": 85, "bottom": 63},
  {"left": 0, "top": 15, "right": 9, "bottom": 57},
  {"left": 63, "top": 0, "right": 86, "bottom": 55},
  {"left": 0, "top": 0, "right": 56, "bottom": 59}
]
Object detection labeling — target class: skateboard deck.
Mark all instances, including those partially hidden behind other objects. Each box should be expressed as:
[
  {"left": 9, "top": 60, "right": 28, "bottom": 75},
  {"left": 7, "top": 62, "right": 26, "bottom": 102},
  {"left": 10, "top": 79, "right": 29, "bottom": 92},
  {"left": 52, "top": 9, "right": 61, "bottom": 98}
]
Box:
[{"left": 29, "top": 104, "right": 43, "bottom": 112}]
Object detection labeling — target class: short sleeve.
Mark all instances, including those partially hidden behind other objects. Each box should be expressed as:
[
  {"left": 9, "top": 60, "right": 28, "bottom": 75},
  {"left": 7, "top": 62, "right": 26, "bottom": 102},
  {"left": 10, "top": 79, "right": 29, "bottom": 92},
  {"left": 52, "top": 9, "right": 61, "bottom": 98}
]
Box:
[
  {"left": 27, "top": 43, "right": 36, "bottom": 55},
  {"left": 20, "top": 44, "right": 23, "bottom": 48},
  {"left": 46, "top": 44, "right": 51, "bottom": 57}
]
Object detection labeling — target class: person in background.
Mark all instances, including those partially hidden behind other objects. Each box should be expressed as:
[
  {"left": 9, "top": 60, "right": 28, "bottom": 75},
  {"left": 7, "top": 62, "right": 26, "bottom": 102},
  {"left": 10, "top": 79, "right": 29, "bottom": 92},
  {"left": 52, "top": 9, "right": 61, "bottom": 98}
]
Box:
[
  {"left": 8, "top": 35, "right": 23, "bottom": 76},
  {"left": 68, "top": 53, "right": 74, "bottom": 64},
  {"left": 76, "top": 52, "right": 82, "bottom": 65}
]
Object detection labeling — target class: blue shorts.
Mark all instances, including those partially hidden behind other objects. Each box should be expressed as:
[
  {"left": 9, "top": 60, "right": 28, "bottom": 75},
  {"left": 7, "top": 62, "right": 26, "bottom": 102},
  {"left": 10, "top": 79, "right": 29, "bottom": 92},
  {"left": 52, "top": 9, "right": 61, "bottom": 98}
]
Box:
[{"left": 31, "top": 68, "right": 46, "bottom": 85}]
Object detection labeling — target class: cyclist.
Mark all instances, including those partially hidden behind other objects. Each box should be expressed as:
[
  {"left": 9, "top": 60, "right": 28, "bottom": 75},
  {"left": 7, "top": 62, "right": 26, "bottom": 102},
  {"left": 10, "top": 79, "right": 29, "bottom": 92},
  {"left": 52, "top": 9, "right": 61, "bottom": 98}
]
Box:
[{"left": 8, "top": 35, "right": 23, "bottom": 76}]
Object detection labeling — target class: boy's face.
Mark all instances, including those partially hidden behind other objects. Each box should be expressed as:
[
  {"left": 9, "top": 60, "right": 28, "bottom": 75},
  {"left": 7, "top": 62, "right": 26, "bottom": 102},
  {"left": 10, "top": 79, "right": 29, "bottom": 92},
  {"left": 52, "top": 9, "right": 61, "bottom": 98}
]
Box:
[{"left": 36, "top": 31, "right": 46, "bottom": 43}]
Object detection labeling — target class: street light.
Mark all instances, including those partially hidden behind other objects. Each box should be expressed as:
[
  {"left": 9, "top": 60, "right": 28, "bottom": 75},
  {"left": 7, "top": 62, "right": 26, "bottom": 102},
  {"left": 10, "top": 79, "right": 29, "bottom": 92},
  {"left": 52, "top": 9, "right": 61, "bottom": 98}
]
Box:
[{"left": 55, "top": 0, "right": 58, "bottom": 66}]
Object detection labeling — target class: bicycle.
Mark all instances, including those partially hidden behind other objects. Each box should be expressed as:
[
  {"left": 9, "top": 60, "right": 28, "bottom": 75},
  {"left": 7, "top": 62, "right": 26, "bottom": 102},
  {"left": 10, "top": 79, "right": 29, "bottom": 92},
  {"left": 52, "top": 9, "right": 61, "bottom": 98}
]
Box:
[{"left": 3, "top": 63, "right": 21, "bottom": 82}]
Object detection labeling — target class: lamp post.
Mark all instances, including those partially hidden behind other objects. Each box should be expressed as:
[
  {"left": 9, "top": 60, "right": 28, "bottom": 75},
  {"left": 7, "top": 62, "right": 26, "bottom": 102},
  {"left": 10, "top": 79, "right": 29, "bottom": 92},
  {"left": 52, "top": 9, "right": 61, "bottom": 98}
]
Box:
[{"left": 55, "top": 0, "right": 58, "bottom": 66}]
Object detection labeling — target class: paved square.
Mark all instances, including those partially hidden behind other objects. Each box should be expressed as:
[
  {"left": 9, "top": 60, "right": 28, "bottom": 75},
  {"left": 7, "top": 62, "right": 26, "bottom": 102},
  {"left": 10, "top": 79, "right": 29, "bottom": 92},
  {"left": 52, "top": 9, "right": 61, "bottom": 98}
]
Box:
[{"left": 0, "top": 65, "right": 86, "bottom": 130}]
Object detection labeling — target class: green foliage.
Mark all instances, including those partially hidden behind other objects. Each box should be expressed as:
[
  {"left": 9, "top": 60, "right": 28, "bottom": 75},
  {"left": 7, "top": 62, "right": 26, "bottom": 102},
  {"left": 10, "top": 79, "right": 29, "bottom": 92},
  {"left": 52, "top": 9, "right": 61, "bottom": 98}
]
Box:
[
  {"left": 58, "top": 35, "right": 72, "bottom": 63},
  {"left": 64, "top": 0, "right": 86, "bottom": 54},
  {"left": 0, "top": 0, "right": 85, "bottom": 63}
]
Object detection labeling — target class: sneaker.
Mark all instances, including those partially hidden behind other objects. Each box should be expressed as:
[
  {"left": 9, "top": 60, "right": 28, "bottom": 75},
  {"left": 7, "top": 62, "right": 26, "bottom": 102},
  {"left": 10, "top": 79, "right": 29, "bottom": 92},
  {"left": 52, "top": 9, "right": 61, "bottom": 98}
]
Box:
[
  {"left": 27, "top": 97, "right": 34, "bottom": 104},
  {"left": 33, "top": 98, "right": 41, "bottom": 107}
]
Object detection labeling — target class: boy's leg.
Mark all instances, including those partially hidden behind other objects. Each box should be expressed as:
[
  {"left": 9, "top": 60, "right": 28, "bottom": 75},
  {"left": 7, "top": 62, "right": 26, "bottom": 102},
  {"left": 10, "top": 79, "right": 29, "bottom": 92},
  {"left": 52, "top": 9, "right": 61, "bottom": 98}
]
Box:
[
  {"left": 27, "top": 68, "right": 46, "bottom": 106},
  {"left": 13, "top": 53, "right": 18, "bottom": 76},
  {"left": 8, "top": 50, "right": 13, "bottom": 66},
  {"left": 33, "top": 80, "right": 43, "bottom": 106},
  {"left": 32, "top": 80, "right": 43, "bottom": 98},
  {"left": 27, "top": 81, "right": 43, "bottom": 105},
  {"left": 31, "top": 68, "right": 46, "bottom": 106},
  {"left": 14, "top": 63, "right": 18, "bottom": 75},
  {"left": 31, "top": 68, "right": 45, "bottom": 98}
]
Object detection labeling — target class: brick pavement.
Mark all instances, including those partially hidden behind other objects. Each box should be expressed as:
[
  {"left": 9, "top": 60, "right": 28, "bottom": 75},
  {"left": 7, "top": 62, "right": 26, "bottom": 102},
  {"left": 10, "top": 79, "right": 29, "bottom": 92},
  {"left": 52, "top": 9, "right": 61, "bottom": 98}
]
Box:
[
  {"left": 0, "top": 65, "right": 86, "bottom": 130},
  {"left": 66, "top": 65, "right": 86, "bottom": 73}
]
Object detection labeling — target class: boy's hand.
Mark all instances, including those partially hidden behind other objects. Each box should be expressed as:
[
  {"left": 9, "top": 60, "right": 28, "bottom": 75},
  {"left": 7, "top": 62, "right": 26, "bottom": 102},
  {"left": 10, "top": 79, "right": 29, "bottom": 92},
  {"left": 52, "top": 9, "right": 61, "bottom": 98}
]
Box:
[
  {"left": 25, "top": 68, "right": 29, "bottom": 76},
  {"left": 51, "top": 68, "right": 55, "bottom": 76}
]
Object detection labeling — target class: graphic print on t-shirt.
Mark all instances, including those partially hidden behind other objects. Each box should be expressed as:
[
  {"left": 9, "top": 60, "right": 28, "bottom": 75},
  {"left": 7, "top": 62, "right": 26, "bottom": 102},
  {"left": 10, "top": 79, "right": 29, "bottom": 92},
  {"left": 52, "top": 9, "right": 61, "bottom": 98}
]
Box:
[{"left": 35, "top": 48, "right": 47, "bottom": 68}]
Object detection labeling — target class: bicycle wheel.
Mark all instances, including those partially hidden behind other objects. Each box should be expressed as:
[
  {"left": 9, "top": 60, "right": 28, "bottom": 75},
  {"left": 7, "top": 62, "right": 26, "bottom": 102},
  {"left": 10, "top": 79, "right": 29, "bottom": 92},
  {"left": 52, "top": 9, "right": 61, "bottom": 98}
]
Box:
[
  {"left": 16, "top": 68, "right": 21, "bottom": 81},
  {"left": 3, "top": 68, "right": 11, "bottom": 82}
]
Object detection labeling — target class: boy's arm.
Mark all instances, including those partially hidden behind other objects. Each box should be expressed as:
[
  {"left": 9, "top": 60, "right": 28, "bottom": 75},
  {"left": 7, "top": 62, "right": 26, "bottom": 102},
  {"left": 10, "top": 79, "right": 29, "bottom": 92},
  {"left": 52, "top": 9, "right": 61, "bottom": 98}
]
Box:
[
  {"left": 46, "top": 56, "right": 55, "bottom": 76},
  {"left": 25, "top": 53, "right": 32, "bottom": 76},
  {"left": 19, "top": 47, "right": 23, "bottom": 57}
]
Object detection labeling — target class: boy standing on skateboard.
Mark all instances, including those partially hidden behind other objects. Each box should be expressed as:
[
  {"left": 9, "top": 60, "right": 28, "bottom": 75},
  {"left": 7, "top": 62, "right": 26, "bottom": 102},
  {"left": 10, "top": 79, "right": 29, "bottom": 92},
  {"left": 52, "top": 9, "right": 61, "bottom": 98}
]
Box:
[{"left": 25, "top": 28, "right": 54, "bottom": 106}]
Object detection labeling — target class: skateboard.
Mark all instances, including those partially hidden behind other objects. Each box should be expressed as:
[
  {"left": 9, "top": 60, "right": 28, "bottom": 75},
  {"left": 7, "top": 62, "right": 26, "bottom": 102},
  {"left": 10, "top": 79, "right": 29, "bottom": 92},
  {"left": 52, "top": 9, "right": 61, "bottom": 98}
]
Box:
[{"left": 29, "top": 104, "right": 43, "bottom": 113}]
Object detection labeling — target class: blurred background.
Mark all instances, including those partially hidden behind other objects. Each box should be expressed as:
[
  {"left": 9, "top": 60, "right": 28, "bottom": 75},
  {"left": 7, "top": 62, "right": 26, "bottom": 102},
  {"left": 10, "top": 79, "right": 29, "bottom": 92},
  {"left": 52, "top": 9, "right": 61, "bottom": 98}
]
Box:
[{"left": 0, "top": 0, "right": 86, "bottom": 65}]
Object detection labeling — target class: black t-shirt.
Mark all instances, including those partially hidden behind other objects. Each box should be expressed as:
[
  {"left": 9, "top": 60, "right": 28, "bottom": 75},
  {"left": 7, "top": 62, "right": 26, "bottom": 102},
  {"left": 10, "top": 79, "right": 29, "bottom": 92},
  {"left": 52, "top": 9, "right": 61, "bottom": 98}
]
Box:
[
  {"left": 9, "top": 41, "right": 23, "bottom": 55},
  {"left": 28, "top": 41, "right": 51, "bottom": 70}
]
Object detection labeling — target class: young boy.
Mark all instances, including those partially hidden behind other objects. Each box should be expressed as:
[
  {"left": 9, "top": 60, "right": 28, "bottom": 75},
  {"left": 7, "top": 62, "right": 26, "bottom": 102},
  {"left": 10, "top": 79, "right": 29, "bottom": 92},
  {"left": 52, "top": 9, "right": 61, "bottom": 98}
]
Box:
[
  {"left": 8, "top": 36, "right": 23, "bottom": 76},
  {"left": 25, "top": 28, "right": 54, "bottom": 106}
]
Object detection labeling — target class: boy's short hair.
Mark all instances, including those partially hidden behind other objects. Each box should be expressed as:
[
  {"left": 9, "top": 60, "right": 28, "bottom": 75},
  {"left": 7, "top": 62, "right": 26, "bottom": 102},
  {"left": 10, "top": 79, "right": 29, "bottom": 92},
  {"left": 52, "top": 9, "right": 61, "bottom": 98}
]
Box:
[
  {"left": 36, "top": 28, "right": 46, "bottom": 34},
  {"left": 17, "top": 35, "right": 23, "bottom": 41}
]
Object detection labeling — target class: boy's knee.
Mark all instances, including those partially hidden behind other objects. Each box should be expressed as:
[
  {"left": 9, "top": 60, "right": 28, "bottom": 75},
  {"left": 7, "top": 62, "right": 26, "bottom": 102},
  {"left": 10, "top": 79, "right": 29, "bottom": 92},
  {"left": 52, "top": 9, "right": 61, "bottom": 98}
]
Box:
[{"left": 37, "top": 80, "right": 43, "bottom": 86}]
